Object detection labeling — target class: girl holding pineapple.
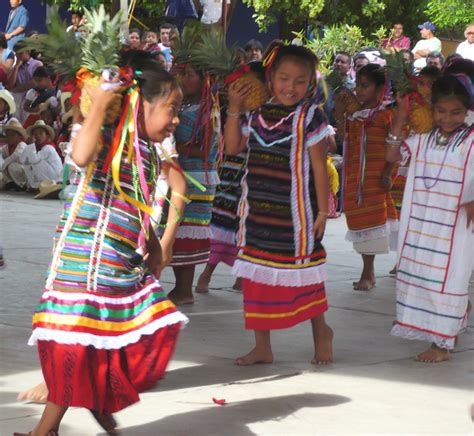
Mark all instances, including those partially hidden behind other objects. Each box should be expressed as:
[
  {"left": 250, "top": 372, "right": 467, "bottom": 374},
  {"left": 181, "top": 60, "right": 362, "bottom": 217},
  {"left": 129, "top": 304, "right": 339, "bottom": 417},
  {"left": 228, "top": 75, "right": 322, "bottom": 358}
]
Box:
[
  {"left": 342, "top": 64, "right": 398, "bottom": 291},
  {"left": 386, "top": 73, "right": 474, "bottom": 363},
  {"left": 167, "top": 63, "right": 219, "bottom": 305},
  {"left": 15, "top": 61, "right": 188, "bottom": 436},
  {"left": 225, "top": 44, "right": 333, "bottom": 366}
]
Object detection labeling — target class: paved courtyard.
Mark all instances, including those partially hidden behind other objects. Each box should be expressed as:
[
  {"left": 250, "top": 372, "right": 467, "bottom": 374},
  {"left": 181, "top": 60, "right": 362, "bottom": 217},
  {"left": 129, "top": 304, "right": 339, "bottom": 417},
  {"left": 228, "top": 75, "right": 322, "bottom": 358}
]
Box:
[{"left": 0, "top": 191, "right": 473, "bottom": 435}]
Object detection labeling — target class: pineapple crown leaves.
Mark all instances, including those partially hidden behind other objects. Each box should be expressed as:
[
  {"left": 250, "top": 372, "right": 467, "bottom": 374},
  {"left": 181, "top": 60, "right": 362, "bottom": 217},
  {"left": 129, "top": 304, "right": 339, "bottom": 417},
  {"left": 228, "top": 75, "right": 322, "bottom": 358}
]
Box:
[
  {"left": 173, "top": 21, "right": 208, "bottom": 66},
  {"left": 80, "top": 6, "right": 122, "bottom": 74},
  {"left": 188, "top": 26, "right": 240, "bottom": 79},
  {"left": 22, "top": 12, "right": 82, "bottom": 82},
  {"left": 381, "top": 50, "right": 416, "bottom": 96}
]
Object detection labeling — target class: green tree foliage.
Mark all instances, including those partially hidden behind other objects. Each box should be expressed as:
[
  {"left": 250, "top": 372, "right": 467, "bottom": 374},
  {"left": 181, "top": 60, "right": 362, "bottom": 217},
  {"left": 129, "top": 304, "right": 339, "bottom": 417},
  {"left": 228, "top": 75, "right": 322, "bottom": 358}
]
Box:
[{"left": 425, "top": 0, "right": 474, "bottom": 31}]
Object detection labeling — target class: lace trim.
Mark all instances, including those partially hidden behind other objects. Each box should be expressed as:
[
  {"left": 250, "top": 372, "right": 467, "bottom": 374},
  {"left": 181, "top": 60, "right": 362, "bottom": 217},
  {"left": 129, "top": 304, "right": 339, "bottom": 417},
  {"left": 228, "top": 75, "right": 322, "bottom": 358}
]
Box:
[
  {"left": 232, "top": 259, "right": 326, "bottom": 287},
  {"left": 390, "top": 324, "right": 455, "bottom": 350},
  {"left": 210, "top": 225, "right": 236, "bottom": 244},
  {"left": 345, "top": 223, "right": 393, "bottom": 243},
  {"left": 29, "top": 312, "right": 189, "bottom": 350},
  {"left": 175, "top": 225, "right": 211, "bottom": 240}
]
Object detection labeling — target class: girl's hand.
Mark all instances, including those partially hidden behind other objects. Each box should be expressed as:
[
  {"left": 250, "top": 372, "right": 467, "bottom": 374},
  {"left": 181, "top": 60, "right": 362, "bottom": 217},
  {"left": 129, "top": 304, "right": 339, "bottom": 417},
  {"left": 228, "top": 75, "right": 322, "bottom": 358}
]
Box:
[
  {"left": 144, "top": 245, "right": 163, "bottom": 275},
  {"left": 394, "top": 93, "right": 410, "bottom": 124},
  {"left": 313, "top": 214, "right": 327, "bottom": 239},
  {"left": 227, "top": 80, "right": 252, "bottom": 113},
  {"left": 462, "top": 200, "right": 474, "bottom": 228},
  {"left": 83, "top": 76, "right": 122, "bottom": 111}
]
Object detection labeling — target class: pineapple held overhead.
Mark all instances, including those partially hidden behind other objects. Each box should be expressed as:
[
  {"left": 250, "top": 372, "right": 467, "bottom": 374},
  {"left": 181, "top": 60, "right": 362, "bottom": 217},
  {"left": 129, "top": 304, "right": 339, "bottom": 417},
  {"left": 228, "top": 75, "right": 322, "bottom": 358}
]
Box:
[
  {"left": 383, "top": 50, "right": 433, "bottom": 133},
  {"left": 79, "top": 6, "right": 123, "bottom": 125}
]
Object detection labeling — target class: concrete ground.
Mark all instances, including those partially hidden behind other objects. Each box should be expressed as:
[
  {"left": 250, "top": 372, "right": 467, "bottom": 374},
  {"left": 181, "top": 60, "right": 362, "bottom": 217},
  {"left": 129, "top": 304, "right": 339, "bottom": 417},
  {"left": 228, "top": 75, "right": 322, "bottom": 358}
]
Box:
[{"left": 0, "top": 191, "right": 473, "bottom": 436}]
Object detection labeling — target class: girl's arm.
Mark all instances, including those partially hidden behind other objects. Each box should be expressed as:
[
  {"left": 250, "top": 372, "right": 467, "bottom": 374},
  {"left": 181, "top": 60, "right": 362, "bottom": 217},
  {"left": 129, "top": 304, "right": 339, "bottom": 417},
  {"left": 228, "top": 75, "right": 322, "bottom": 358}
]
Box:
[
  {"left": 309, "top": 138, "right": 329, "bottom": 239},
  {"left": 155, "top": 160, "right": 188, "bottom": 276},
  {"left": 385, "top": 95, "right": 409, "bottom": 163},
  {"left": 71, "top": 81, "right": 120, "bottom": 167},
  {"left": 224, "top": 81, "right": 251, "bottom": 155}
]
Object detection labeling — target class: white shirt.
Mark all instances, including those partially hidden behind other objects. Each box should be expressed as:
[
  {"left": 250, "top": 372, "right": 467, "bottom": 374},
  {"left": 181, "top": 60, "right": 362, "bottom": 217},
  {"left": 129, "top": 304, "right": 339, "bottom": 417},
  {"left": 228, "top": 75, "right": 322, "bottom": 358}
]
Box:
[
  {"left": 412, "top": 37, "right": 442, "bottom": 70},
  {"left": 0, "top": 141, "right": 27, "bottom": 171},
  {"left": 200, "top": 0, "right": 231, "bottom": 24},
  {"left": 456, "top": 40, "right": 474, "bottom": 61}
]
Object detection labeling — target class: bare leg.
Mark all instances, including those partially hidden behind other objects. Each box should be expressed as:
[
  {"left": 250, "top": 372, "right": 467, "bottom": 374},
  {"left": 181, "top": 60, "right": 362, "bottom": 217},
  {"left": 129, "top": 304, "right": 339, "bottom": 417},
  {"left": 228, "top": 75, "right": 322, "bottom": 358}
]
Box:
[
  {"left": 168, "top": 265, "right": 195, "bottom": 305},
  {"left": 232, "top": 277, "right": 242, "bottom": 291},
  {"left": 235, "top": 330, "right": 273, "bottom": 365},
  {"left": 353, "top": 254, "right": 376, "bottom": 291},
  {"left": 17, "top": 381, "right": 48, "bottom": 404},
  {"left": 311, "top": 314, "right": 334, "bottom": 365},
  {"left": 14, "top": 401, "right": 68, "bottom": 436},
  {"left": 195, "top": 263, "right": 217, "bottom": 293},
  {"left": 416, "top": 343, "right": 450, "bottom": 363}
]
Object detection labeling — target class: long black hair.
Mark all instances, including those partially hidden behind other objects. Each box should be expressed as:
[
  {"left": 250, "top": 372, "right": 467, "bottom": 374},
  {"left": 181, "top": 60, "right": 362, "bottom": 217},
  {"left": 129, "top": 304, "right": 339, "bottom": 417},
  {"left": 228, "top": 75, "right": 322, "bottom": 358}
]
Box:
[{"left": 432, "top": 74, "right": 472, "bottom": 109}]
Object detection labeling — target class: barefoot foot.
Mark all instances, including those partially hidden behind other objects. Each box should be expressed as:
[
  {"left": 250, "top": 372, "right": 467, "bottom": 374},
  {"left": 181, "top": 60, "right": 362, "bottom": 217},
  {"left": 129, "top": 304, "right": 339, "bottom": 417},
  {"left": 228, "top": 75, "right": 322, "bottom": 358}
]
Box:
[
  {"left": 168, "top": 289, "right": 194, "bottom": 305},
  {"left": 235, "top": 347, "right": 273, "bottom": 366},
  {"left": 389, "top": 265, "right": 397, "bottom": 275},
  {"left": 17, "top": 382, "right": 48, "bottom": 404},
  {"left": 312, "top": 325, "right": 334, "bottom": 365},
  {"left": 195, "top": 273, "right": 210, "bottom": 294},
  {"left": 415, "top": 344, "right": 450, "bottom": 363},
  {"left": 353, "top": 278, "right": 376, "bottom": 291}
]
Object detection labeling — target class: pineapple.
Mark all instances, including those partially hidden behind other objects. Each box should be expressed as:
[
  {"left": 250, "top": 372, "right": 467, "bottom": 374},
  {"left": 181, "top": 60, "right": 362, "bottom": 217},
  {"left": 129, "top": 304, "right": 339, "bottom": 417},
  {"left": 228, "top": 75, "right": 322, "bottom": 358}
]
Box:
[
  {"left": 383, "top": 50, "right": 433, "bottom": 133},
  {"left": 188, "top": 26, "right": 268, "bottom": 111},
  {"left": 409, "top": 100, "right": 433, "bottom": 133},
  {"left": 79, "top": 6, "right": 123, "bottom": 124}
]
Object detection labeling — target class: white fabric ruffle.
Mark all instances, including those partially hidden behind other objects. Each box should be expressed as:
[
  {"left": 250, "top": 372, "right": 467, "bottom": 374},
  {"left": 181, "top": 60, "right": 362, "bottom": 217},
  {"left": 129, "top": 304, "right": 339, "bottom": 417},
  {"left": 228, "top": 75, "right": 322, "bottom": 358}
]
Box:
[
  {"left": 232, "top": 259, "right": 327, "bottom": 287},
  {"left": 28, "top": 312, "right": 189, "bottom": 350},
  {"left": 346, "top": 221, "right": 397, "bottom": 244},
  {"left": 390, "top": 323, "right": 455, "bottom": 350},
  {"left": 175, "top": 225, "right": 211, "bottom": 240},
  {"left": 210, "top": 225, "right": 236, "bottom": 245}
]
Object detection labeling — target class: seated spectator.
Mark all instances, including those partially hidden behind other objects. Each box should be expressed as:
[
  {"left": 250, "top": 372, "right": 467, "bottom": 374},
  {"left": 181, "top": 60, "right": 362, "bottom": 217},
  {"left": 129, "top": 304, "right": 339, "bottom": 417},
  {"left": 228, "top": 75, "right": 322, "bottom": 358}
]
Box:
[
  {"left": 20, "top": 120, "right": 62, "bottom": 192},
  {"left": 0, "top": 87, "right": 16, "bottom": 126},
  {"left": 143, "top": 30, "right": 160, "bottom": 51},
  {"left": 332, "top": 51, "right": 355, "bottom": 89},
  {"left": 426, "top": 51, "right": 445, "bottom": 69},
  {"left": 353, "top": 53, "right": 369, "bottom": 72},
  {"left": 456, "top": 24, "right": 474, "bottom": 61},
  {"left": 412, "top": 22, "right": 442, "bottom": 71},
  {"left": 244, "top": 39, "right": 263, "bottom": 62},
  {"left": 23, "top": 66, "right": 61, "bottom": 127},
  {"left": 66, "top": 9, "right": 85, "bottom": 37},
  {"left": 0, "top": 118, "right": 27, "bottom": 190},
  {"left": 381, "top": 22, "right": 411, "bottom": 50},
  {"left": 8, "top": 40, "right": 42, "bottom": 122},
  {"left": 5, "top": 0, "right": 29, "bottom": 50},
  {"left": 157, "top": 23, "right": 174, "bottom": 70},
  {"left": 127, "top": 28, "right": 142, "bottom": 50},
  {"left": 0, "top": 33, "right": 15, "bottom": 74}
]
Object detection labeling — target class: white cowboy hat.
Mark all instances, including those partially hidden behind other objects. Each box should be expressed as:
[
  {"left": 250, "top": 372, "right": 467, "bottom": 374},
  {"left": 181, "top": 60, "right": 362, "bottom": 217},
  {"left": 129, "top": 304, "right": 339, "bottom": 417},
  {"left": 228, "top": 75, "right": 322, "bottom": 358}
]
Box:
[
  {"left": 34, "top": 180, "right": 63, "bottom": 199},
  {"left": 61, "top": 109, "right": 73, "bottom": 124},
  {"left": 3, "top": 118, "right": 28, "bottom": 140},
  {"left": 0, "top": 88, "right": 16, "bottom": 115},
  {"left": 26, "top": 120, "right": 55, "bottom": 140}
]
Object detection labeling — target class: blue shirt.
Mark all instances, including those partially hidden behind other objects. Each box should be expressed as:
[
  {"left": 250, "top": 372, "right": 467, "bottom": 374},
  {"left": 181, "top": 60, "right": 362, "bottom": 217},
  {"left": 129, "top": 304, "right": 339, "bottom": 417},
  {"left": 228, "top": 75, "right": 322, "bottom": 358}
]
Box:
[{"left": 5, "top": 5, "right": 29, "bottom": 50}]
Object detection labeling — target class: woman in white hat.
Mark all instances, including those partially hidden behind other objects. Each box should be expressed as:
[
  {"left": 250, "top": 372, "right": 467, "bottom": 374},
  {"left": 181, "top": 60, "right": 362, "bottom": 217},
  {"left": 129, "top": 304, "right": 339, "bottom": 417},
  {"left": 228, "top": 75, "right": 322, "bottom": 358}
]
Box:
[
  {"left": 0, "top": 87, "right": 16, "bottom": 126},
  {"left": 0, "top": 118, "right": 28, "bottom": 189},
  {"left": 19, "top": 119, "right": 63, "bottom": 192}
]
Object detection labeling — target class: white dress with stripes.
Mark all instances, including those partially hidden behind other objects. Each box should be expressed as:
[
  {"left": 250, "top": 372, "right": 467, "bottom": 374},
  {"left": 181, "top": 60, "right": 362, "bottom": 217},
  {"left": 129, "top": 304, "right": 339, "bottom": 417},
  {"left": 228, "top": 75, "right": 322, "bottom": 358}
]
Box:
[{"left": 391, "top": 126, "right": 474, "bottom": 349}]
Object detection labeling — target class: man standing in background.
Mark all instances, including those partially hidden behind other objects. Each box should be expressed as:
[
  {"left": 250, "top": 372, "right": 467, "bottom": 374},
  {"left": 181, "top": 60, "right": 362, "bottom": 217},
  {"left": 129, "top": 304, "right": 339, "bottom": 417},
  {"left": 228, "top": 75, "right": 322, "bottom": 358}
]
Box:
[{"left": 4, "top": 0, "right": 29, "bottom": 50}]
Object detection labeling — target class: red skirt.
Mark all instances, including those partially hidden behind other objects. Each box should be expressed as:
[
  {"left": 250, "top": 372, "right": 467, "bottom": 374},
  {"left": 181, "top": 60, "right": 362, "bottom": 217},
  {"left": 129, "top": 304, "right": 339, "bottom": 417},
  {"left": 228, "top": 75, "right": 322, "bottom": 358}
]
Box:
[
  {"left": 170, "top": 237, "right": 210, "bottom": 266},
  {"left": 38, "top": 323, "right": 180, "bottom": 414},
  {"left": 242, "top": 279, "right": 328, "bottom": 330}
]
